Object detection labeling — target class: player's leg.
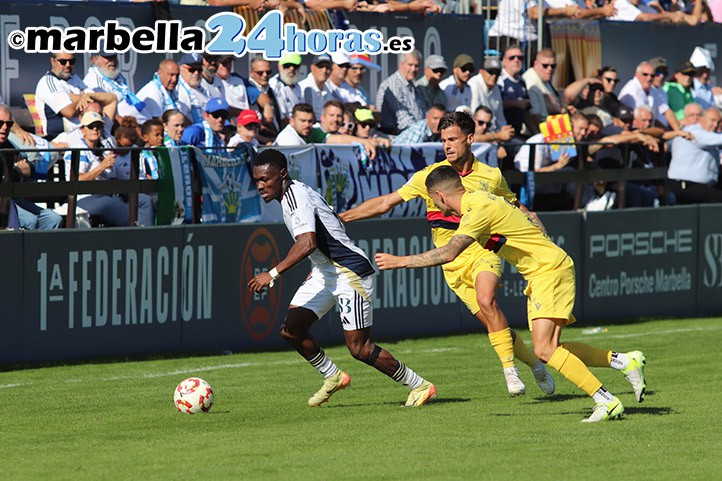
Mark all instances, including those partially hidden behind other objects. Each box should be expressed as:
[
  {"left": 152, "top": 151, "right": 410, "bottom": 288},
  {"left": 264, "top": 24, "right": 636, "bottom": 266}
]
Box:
[
  {"left": 532, "top": 317, "right": 623, "bottom": 422},
  {"left": 340, "top": 275, "right": 435, "bottom": 407}
]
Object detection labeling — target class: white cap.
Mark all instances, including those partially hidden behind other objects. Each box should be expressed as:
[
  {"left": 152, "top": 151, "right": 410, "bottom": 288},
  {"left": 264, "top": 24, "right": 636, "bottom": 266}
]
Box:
[
  {"left": 330, "top": 51, "right": 351, "bottom": 65},
  {"left": 690, "top": 46, "right": 715, "bottom": 70}
]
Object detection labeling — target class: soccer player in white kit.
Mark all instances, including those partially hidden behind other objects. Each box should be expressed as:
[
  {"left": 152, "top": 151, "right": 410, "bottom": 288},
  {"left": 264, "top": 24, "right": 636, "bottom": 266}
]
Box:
[{"left": 248, "top": 149, "right": 436, "bottom": 408}]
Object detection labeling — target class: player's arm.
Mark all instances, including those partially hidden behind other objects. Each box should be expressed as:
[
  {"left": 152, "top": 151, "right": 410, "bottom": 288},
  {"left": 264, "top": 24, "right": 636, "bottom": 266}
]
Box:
[
  {"left": 339, "top": 192, "right": 404, "bottom": 222},
  {"left": 375, "top": 234, "right": 475, "bottom": 270},
  {"left": 248, "top": 232, "right": 317, "bottom": 293},
  {"left": 517, "top": 202, "right": 548, "bottom": 235}
]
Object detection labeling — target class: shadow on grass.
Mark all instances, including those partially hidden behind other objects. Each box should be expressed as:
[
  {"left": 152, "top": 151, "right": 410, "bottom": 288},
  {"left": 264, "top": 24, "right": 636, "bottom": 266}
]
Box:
[
  {"left": 326, "top": 397, "right": 472, "bottom": 409},
  {"left": 624, "top": 406, "right": 676, "bottom": 416},
  {"left": 526, "top": 393, "right": 589, "bottom": 403}
]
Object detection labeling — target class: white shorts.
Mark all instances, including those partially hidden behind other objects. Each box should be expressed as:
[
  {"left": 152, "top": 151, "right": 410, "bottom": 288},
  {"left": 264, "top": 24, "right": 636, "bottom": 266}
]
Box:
[{"left": 290, "top": 268, "right": 374, "bottom": 331}]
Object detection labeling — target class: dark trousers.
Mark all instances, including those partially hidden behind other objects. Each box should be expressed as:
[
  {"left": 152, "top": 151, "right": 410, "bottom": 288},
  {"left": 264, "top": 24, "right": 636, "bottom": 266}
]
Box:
[{"left": 667, "top": 180, "right": 722, "bottom": 205}]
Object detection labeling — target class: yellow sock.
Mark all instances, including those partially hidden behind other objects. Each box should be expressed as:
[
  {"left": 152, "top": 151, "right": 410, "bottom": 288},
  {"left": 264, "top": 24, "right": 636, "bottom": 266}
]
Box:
[
  {"left": 513, "top": 331, "right": 538, "bottom": 367},
  {"left": 547, "top": 346, "right": 602, "bottom": 397},
  {"left": 488, "top": 328, "right": 515, "bottom": 369},
  {"left": 561, "top": 342, "right": 612, "bottom": 368}
]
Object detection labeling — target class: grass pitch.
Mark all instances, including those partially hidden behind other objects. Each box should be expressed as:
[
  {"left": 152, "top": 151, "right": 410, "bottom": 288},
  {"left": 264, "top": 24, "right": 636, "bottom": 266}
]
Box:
[{"left": 2, "top": 317, "right": 721, "bottom": 481}]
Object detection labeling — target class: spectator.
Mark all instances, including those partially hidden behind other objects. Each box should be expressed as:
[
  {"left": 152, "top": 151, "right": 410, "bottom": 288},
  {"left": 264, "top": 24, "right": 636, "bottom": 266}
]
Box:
[
  {"left": 340, "top": 54, "right": 380, "bottom": 108},
  {"left": 300, "top": 54, "right": 334, "bottom": 119},
  {"left": 440, "top": 54, "right": 475, "bottom": 111},
  {"left": 269, "top": 54, "right": 302, "bottom": 124},
  {"left": 327, "top": 52, "right": 354, "bottom": 103},
  {"left": 609, "top": 0, "right": 703, "bottom": 23},
  {"left": 112, "top": 117, "right": 157, "bottom": 181},
  {"left": 394, "top": 103, "right": 447, "bottom": 144},
  {"left": 416, "top": 54, "right": 448, "bottom": 112},
  {"left": 137, "top": 59, "right": 181, "bottom": 122},
  {"left": 247, "top": 55, "right": 282, "bottom": 143},
  {"left": 385, "top": 0, "right": 442, "bottom": 14},
  {"left": 376, "top": 50, "right": 425, "bottom": 135},
  {"left": 692, "top": 66, "right": 722, "bottom": 109},
  {"left": 180, "top": 97, "right": 228, "bottom": 152},
  {"left": 522, "top": 49, "right": 564, "bottom": 130},
  {"left": 176, "top": 53, "right": 208, "bottom": 124},
  {"left": 546, "top": 0, "right": 616, "bottom": 18},
  {"left": 352, "top": 108, "right": 378, "bottom": 138},
  {"left": 596, "top": 65, "right": 624, "bottom": 120},
  {"left": 664, "top": 62, "right": 696, "bottom": 121},
  {"left": 619, "top": 61, "right": 679, "bottom": 130},
  {"left": 317, "top": 99, "right": 345, "bottom": 134},
  {"left": 84, "top": 50, "right": 145, "bottom": 121},
  {"left": 680, "top": 102, "right": 704, "bottom": 127},
  {"left": 140, "top": 119, "right": 164, "bottom": 179},
  {"left": 35, "top": 52, "right": 115, "bottom": 137},
  {"left": 338, "top": 109, "right": 355, "bottom": 136},
  {"left": 200, "top": 54, "right": 224, "bottom": 99},
  {"left": 0, "top": 105, "right": 62, "bottom": 230},
  {"left": 64, "top": 111, "right": 153, "bottom": 226},
  {"left": 162, "top": 109, "right": 185, "bottom": 147},
  {"left": 228, "top": 110, "right": 261, "bottom": 148},
  {"left": 469, "top": 56, "right": 508, "bottom": 132},
  {"left": 473, "top": 105, "right": 514, "bottom": 162},
  {"left": 216, "top": 56, "right": 250, "bottom": 112},
  {"left": 52, "top": 100, "right": 114, "bottom": 147},
  {"left": 498, "top": 45, "right": 531, "bottom": 135},
  {"left": 667, "top": 107, "right": 722, "bottom": 204}
]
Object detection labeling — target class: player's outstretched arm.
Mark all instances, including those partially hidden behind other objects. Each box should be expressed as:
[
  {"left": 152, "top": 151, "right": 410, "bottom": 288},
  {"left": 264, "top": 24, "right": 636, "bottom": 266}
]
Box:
[
  {"left": 248, "top": 232, "right": 317, "bottom": 292},
  {"left": 517, "top": 202, "right": 548, "bottom": 236},
  {"left": 339, "top": 192, "right": 404, "bottom": 223},
  {"left": 375, "top": 234, "right": 474, "bottom": 270}
]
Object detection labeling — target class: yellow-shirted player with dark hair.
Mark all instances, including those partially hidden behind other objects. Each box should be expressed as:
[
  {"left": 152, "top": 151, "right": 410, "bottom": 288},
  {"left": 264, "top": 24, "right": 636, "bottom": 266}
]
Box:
[
  {"left": 375, "top": 165, "right": 648, "bottom": 422},
  {"left": 341, "top": 111, "right": 555, "bottom": 397}
]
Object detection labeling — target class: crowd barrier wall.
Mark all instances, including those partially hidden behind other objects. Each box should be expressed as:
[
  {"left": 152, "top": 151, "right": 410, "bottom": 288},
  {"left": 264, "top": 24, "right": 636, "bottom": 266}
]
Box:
[{"left": 2, "top": 204, "right": 721, "bottom": 365}]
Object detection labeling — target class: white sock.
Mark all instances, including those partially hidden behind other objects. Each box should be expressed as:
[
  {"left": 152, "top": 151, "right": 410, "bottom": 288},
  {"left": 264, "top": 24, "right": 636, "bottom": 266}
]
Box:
[
  {"left": 391, "top": 361, "right": 424, "bottom": 390},
  {"left": 592, "top": 387, "right": 615, "bottom": 403},
  {"left": 610, "top": 352, "right": 629, "bottom": 370},
  {"left": 307, "top": 349, "right": 339, "bottom": 379}
]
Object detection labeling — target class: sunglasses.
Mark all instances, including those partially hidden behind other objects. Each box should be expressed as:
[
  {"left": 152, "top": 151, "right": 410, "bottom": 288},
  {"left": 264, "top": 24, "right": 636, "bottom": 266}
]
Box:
[
  {"left": 640, "top": 72, "right": 654, "bottom": 77},
  {"left": 486, "top": 69, "right": 501, "bottom": 77},
  {"left": 655, "top": 70, "right": 668, "bottom": 77},
  {"left": 540, "top": 63, "right": 557, "bottom": 70},
  {"left": 342, "top": 122, "right": 355, "bottom": 131},
  {"left": 506, "top": 55, "right": 523, "bottom": 61},
  {"left": 336, "top": 63, "right": 350, "bottom": 69},
  {"left": 84, "top": 122, "right": 104, "bottom": 131},
  {"left": 602, "top": 77, "right": 619, "bottom": 83},
  {"left": 281, "top": 63, "right": 298, "bottom": 69},
  {"left": 0, "top": 120, "right": 15, "bottom": 129},
  {"left": 459, "top": 65, "right": 475, "bottom": 73},
  {"left": 476, "top": 119, "right": 489, "bottom": 126},
  {"left": 186, "top": 66, "right": 202, "bottom": 73},
  {"left": 432, "top": 68, "right": 446, "bottom": 74},
  {"left": 209, "top": 110, "right": 229, "bottom": 120},
  {"left": 253, "top": 70, "right": 272, "bottom": 76},
  {"left": 54, "top": 57, "right": 76, "bottom": 66}
]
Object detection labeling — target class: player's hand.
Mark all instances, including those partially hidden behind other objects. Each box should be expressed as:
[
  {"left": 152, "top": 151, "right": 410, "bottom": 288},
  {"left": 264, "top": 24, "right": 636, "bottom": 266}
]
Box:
[
  {"left": 248, "top": 271, "right": 273, "bottom": 293},
  {"left": 375, "top": 253, "right": 404, "bottom": 270}
]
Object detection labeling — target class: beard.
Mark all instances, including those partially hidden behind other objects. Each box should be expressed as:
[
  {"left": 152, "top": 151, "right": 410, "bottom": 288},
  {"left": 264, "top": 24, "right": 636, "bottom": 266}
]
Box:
[
  {"left": 101, "top": 65, "right": 120, "bottom": 80},
  {"left": 279, "top": 71, "right": 298, "bottom": 86}
]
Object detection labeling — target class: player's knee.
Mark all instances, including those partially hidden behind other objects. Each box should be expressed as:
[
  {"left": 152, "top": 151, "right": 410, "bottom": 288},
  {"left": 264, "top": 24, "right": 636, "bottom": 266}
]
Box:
[
  {"left": 349, "top": 341, "right": 380, "bottom": 365},
  {"left": 533, "top": 343, "right": 555, "bottom": 363},
  {"left": 279, "top": 322, "right": 295, "bottom": 342},
  {"left": 476, "top": 291, "right": 497, "bottom": 312}
]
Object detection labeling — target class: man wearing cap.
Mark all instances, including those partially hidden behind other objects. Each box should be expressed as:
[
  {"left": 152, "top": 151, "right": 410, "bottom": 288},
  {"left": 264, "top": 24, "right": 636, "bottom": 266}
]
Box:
[
  {"left": 469, "top": 57, "right": 508, "bottom": 132},
  {"left": 200, "top": 54, "right": 227, "bottom": 107},
  {"left": 663, "top": 62, "right": 697, "bottom": 121},
  {"left": 415, "top": 54, "right": 448, "bottom": 112},
  {"left": 326, "top": 52, "right": 355, "bottom": 104},
  {"left": 176, "top": 53, "right": 209, "bottom": 125},
  {"left": 376, "top": 50, "right": 425, "bottom": 135},
  {"left": 394, "top": 103, "right": 447, "bottom": 144},
  {"left": 229, "top": 109, "right": 261, "bottom": 148},
  {"left": 619, "top": 61, "right": 679, "bottom": 131},
  {"left": 440, "top": 54, "right": 475, "bottom": 111},
  {"left": 180, "top": 97, "right": 229, "bottom": 152},
  {"left": 300, "top": 54, "right": 334, "bottom": 119},
  {"left": 35, "top": 52, "right": 116, "bottom": 137},
  {"left": 340, "top": 55, "right": 380, "bottom": 108},
  {"left": 216, "top": 56, "right": 250, "bottom": 112},
  {"left": 137, "top": 59, "right": 181, "bottom": 123},
  {"left": 270, "top": 54, "right": 303, "bottom": 123},
  {"left": 84, "top": 50, "right": 145, "bottom": 121}
]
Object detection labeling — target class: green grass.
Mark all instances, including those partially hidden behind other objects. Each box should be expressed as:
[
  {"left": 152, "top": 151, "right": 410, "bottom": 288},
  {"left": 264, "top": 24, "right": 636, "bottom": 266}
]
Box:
[{"left": 2, "top": 317, "right": 721, "bottom": 480}]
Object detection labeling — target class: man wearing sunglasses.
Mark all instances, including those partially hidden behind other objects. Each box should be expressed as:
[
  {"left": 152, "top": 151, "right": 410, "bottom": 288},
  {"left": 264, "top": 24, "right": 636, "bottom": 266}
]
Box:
[
  {"left": 416, "top": 54, "right": 449, "bottom": 112},
  {"left": 499, "top": 45, "right": 531, "bottom": 136},
  {"left": 176, "top": 53, "right": 208, "bottom": 125},
  {"left": 469, "top": 56, "right": 509, "bottom": 133},
  {"left": 326, "top": 52, "right": 355, "bottom": 104},
  {"left": 619, "top": 60, "right": 679, "bottom": 132},
  {"left": 522, "top": 49, "right": 564, "bottom": 132},
  {"left": 215, "top": 56, "right": 251, "bottom": 114},
  {"left": 440, "top": 54, "right": 475, "bottom": 111},
  {"left": 300, "top": 54, "right": 334, "bottom": 120},
  {"left": 340, "top": 54, "right": 380, "bottom": 108},
  {"left": 35, "top": 52, "right": 115, "bottom": 137},
  {"left": 180, "top": 97, "right": 229, "bottom": 152}
]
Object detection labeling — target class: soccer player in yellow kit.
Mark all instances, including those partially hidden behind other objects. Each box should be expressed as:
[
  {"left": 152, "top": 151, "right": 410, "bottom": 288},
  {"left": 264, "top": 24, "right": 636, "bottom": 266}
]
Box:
[
  {"left": 375, "top": 165, "right": 647, "bottom": 422},
  {"left": 340, "top": 111, "right": 555, "bottom": 397}
]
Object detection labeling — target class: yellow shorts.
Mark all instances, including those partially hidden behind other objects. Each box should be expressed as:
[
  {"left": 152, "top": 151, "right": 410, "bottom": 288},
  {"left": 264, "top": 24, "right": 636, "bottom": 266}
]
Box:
[
  {"left": 442, "top": 243, "right": 502, "bottom": 315},
  {"left": 524, "top": 260, "right": 577, "bottom": 330}
]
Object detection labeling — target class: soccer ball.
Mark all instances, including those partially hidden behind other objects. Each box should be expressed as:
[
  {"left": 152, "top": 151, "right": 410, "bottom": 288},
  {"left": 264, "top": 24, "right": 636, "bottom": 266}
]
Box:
[{"left": 174, "top": 377, "right": 214, "bottom": 414}]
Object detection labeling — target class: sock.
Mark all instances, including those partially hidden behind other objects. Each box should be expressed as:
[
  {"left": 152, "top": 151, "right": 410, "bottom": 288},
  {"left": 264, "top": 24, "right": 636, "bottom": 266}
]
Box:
[
  {"left": 489, "top": 328, "right": 515, "bottom": 369},
  {"left": 306, "top": 349, "right": 339, "bottom": 379},
  {"left": 561, "top": 342, "right": 613, "bottom": 368},
  {"left": 391, "top": 361, "right": 424, "bottom": 390},
  {"left": 610, "top": 352, "right": 630, "bottom": 370},
  {"left": 592, "top": 387, "right": 615, "bottom": 404},
  {"left": 547, "top": 346, "right": 603, "bottom": 397},
  {"left": 512, "top": 332, "right": 538, "bottom": 367}
]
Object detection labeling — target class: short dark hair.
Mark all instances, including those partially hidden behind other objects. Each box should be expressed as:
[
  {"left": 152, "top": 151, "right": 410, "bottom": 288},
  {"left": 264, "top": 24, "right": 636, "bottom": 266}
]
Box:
[
  {"left": 292, "top": 103, "right": 314, "bottom": 117},
  {"left": 323, "top": 99, "right": 345, "bottom": 114},
  {"left": 474, "top": 105, "right": 493, "bottom": 116},
  {"left": 141, "top": 118, "right": 163, "bottom": 136},
  {"left": 254, "top": 148, "right": 288, "bottom": 171},
  {"left": 438, "top": 111, "right": 476, "bottom": 136},
  {"left": 429, "top": 103, "right": 447, "bottom": 113},
  {"left": 425, "top": 165, "right": 462, "bottom": 191}
]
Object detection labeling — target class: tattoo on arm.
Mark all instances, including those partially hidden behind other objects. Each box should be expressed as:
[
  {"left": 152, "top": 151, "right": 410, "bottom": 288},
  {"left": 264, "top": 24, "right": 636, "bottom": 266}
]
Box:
[{"left": 407, "top": 235, "right": 475, "bottom": 268}]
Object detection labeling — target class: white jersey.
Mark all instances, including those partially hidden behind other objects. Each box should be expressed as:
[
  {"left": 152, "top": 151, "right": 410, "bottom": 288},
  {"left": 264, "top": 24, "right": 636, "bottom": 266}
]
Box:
[
  {"left": 219, "top": 73, "right": 250, "bottom": 110},
  {"left": 34, "top": 72, "right": 87, "bottom": 136},
  {"left": 281, "top": 180, "right": 375, "bottom": 279}
]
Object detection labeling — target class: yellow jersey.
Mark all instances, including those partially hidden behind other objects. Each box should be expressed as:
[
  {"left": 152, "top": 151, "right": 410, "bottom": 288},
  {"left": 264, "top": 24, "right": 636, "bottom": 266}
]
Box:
[
  {"left": 456, "top": 191, "right": 570, "bottom": 278},
  {"left": 396, "top": 158, "right": 517, "bottom": 248}
]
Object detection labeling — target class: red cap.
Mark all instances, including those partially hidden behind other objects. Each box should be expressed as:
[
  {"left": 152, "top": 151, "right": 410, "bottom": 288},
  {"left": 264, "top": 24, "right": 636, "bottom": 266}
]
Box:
[{"left": 237, "top": 109, "right": 261, "bottom": 127}]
